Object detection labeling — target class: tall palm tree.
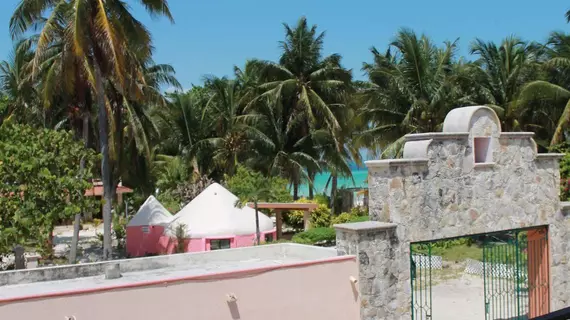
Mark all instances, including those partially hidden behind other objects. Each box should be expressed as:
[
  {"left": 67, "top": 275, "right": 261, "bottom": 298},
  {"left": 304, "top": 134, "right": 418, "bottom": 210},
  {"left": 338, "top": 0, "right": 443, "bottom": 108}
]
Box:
[
  {"left": 359, "top": 29, "right": 463, "bottom": 158},
  {"left": 198, "top": 76, "right": 268, "bottom": 176},
  {"left": 0, "top": 38, "right": 38, "bottom": 125},
  {"left": 517, "top": 32, "right": 570, "bottom": 146},
  {"left": 469, "top": 36, "right": 542, "bottom": 131},
  {"left": 248, "top": 17, "right": 352, "bottom": 197},
  {"left": 10, "top": 0, "right": 174, "bottom": 260}
]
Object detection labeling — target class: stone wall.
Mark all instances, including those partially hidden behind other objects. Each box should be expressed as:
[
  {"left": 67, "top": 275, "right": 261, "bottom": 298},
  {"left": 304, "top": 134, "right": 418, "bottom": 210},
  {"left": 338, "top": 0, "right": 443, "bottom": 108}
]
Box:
[
  {"left": 336, "top": 222, "right": 401, "bottom": 319},
  {"left": 339, "top": 106, "right": 570, "bottom": 319}
]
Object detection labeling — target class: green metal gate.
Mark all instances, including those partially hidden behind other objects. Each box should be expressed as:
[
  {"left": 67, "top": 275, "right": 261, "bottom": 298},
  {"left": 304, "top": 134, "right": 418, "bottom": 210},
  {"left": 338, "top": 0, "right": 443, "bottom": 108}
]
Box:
[
  {"left": 482, "top": 230, "right": 528, "bottom": 319},
  {"left": 411, "top": 228, "right": 549, "bottom": 320}
]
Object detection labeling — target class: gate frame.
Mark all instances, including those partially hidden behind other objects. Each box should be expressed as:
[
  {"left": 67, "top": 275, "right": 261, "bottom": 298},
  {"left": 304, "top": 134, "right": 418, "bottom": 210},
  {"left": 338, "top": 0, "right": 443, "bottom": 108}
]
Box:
[
  {"left": 409, "top": 226, "right": 550, "bottom": 320},
  {"left": 335, "top": 106, "right": 570, "bottom": 320}
]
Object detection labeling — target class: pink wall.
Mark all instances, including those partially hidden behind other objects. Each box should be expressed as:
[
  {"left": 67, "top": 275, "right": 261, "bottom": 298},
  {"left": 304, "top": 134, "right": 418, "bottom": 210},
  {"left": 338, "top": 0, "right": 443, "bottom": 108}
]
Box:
[
  {"left": 126, "top": 226, "right": 165, "bottom": 257},
  {"left": 0, "top": 257, "right": 360, "bottom": 320},
  {"left": 129, "top": 229, "right": 278, "bottom": 257}
]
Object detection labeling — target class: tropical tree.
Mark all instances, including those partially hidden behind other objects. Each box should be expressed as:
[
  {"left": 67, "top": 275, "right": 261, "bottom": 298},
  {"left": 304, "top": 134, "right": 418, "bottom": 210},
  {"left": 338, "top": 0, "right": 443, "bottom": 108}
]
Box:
[
  {"left": 0, "top": 39, "right": 38, "bottom": 125},
  {"left": 10, "top": 0, "right": 174, "bottom": 260},
  {"left": 0, "top": 124, "right": 97, "bottom": 255},
  {"left": 359, "top": 29, "right": 464, "bottom": 158},
  {"left": 469, "top": 36, "right": 542, "bottom": 132},
  {"left": 517, "top": 32, "right": 570, "bottom": 146},
  {"left": 198, "top": 76, "right": 259, "bottom": 176},
  {"left": 247, "top": 17, "right": 352, "bottom": 197},
  {"left": 227, "top": 166, "right": 291, "bottom": 244}
]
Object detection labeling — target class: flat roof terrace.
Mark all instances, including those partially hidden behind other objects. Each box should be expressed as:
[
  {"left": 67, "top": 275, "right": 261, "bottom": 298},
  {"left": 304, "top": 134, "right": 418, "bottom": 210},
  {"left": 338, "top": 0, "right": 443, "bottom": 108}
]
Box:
[{"left": 0, "top": 243, "right": 344, "bottom": 302}]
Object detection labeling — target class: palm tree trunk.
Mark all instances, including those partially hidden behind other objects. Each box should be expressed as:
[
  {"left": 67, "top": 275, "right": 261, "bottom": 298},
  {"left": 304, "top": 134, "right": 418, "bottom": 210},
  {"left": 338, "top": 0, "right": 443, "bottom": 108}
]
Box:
[
  {"left": 94, "top": 61, "right": 113, "bottom": 260},
  {"left": 308, "top": 170, "right": 315, "bottom": 200},
  {"left": 330, "top": 174, "right": 338, "bottom": 215},
  {"left": 293, "top": 182, "right": 299, "bottom": 200},
  {"left": 70, "top": 112, "right": 90, "bottom": 264},
  {"left": 254, "top": 200, "right": 260, "bottom": 245}
]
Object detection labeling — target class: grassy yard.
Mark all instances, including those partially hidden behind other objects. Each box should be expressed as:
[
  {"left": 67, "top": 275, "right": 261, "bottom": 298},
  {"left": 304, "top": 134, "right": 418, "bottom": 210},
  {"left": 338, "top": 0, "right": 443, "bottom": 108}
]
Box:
[{"left": 429, "top": 244, "right": 483, "bottom": 262}]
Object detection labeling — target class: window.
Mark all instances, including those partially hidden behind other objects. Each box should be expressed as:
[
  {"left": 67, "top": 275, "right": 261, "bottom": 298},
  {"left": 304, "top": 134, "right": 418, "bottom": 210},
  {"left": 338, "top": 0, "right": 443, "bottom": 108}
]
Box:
[
  {"left": 265, "top": 233, "right": 274, "bottom": 243},
  {"left": 474, "top": 137, "right": 492, "bottom": 164},
  {"left": 210, "top": 239, "right": 231, "bottom": 250},
  {"left": 141, "top": 226, "right": 150, "bottom": 234}
]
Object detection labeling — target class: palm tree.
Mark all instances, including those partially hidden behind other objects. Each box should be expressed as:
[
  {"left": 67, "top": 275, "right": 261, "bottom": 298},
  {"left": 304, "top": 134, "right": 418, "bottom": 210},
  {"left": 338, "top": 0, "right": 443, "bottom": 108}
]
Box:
[
  {"left": 245, "top": 89, "right": 321, "bottom": 199},
  {"left": 469, "top": 36, "right": 542, "bottom": 132},
  {"left": 0, "top": 39, "right": 38, "bottom": 125},
  {"left": 359, "top": 29, "right": 463, "bottom": 158},
  {"left": 10, "top": 0, "right": 174, "bottom": 260},
  {"left": 248, "top": 17, "right": 352, "bottom": 197},
  {"left": 198, "top": 77, "right": 250, "bottom": 175},
  {"left": 517, "top": 32, "right": 570, "bottom": 146}
]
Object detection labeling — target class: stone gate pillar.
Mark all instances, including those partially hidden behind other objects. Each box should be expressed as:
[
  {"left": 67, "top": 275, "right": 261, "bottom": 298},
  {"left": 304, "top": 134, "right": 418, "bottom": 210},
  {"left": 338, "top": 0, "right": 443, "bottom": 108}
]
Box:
[{"left": 334, "top": 221, "right": 405, "bottom": 320}]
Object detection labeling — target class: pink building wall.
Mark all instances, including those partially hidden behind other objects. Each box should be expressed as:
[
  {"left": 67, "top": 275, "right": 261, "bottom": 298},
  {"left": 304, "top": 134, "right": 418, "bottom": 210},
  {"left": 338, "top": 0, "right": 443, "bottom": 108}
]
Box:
[
  {"left": 126, "top": 226, "right": 166, "bottom": 257},
  {"left": 0, "top": 257, "right": 360, "bottom": 320},
  {"left": 128, "top": 229, "right": 278, "bottom": 257}
]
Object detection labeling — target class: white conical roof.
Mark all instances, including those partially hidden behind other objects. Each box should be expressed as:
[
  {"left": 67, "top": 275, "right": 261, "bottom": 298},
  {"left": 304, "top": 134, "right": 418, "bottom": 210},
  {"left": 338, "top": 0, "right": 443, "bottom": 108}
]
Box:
[
  {"left": 127, "top": 196, "right": 173, "bottom": 227},
  {"left": 165, "top": 183, "right": 273, "bottom": 237}
]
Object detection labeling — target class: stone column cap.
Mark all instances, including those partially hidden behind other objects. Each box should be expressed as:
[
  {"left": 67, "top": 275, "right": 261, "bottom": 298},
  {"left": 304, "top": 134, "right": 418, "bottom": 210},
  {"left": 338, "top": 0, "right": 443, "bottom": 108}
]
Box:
[{"left": 333, "top": 221, "right": 397, "bottom": 232}]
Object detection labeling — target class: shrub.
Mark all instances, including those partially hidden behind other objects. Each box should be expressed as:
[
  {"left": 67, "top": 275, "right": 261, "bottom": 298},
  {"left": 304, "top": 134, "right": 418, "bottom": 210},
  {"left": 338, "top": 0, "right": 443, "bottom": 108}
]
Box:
[
  {"left": 331, "top": 212, "right": 354, "bottom": 225},
  {"left": 174, "top": 223, "right": 188, "bottom": 253},
  {"left": 113, "top": 215, "right": 127, "bottom": 250},
  {"left": 292, "top": 227, "right": 336, "bottom": 246},
  {"left": 285, "top": 198, "right": 331, "bottom": 230},
  {"left": 330, "top": 209, "right": 369, "bottom": 225},
  {"left": 313, "top": 194, "right": 330, "bottom": 206},
  {"left": 225, "top": 166, "right": 292, "bottom": 203},
  {"left": 349, "top": 215, "right": 369, "bottom": 223},
  {"left": 350, "top": 206, "right": 368, "bottom": 217}
]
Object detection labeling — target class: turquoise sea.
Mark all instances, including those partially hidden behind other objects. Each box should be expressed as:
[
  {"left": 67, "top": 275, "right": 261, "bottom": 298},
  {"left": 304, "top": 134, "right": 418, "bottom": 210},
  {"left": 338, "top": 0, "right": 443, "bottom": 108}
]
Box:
[{"left": 295, "top": 169, "right": 368, "bottom": 197}]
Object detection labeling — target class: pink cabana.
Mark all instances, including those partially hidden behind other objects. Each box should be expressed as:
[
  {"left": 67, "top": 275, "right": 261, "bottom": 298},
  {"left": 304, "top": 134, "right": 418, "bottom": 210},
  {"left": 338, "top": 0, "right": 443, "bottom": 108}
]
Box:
[
  {"left": 159, "top": 183, "right": 276, "bottom": 254},
  {"left": 126, "top": 196, "right": 173, "bottom": 257}
]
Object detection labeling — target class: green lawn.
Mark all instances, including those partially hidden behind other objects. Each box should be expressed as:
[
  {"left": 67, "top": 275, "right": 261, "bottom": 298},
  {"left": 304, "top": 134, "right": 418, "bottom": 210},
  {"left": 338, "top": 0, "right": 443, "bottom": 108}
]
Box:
[{"left": 414, "top": 244, "right": 483, "bottom": 262}]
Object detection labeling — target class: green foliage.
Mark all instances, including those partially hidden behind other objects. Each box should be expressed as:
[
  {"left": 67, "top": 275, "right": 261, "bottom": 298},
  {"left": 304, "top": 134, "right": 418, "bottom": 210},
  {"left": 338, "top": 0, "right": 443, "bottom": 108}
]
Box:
[
  {"left": 313, "top": 194, "right": 330, "bottom": 206},
  {"left": 292, "top": 227, "right": 336, "bottom": 246},
  {"left": 285, "top": 198, "right": 331, "bottom": 230},
  {"left": 330, "top": 207, "right": 369, "bottom": 225},
  {"left": 174, "top": 223, "right": 188, "bottom": 254},
  {"left": 350, "top": 206, "right": 368, "bottom": 217},
  {"left": 0, "top": 124, "right": 97, "bottom": 255},
  {"left": 349, "top": 215, "right": 370, "bottom": 223},
  {"left": 550, "top": 143, "right": 570, "bottom": 200},
  {"left": 113, "top": 215, "right": 127, "bottom": 250},
  {"left": 330, "top": 212, "right": 353, "bottom": 225},
  {"left": 225, "top": 166, "right": 292, "bottom": 203},
  {"left": 156, "top": 190, "right": 181, "bottom": 213}
]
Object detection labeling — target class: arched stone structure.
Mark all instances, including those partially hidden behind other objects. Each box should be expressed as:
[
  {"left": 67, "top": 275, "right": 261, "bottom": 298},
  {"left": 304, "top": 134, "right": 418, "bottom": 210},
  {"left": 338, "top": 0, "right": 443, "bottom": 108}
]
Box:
[{"left": 335, "top": 106, "right": 570, "bottom": 319}]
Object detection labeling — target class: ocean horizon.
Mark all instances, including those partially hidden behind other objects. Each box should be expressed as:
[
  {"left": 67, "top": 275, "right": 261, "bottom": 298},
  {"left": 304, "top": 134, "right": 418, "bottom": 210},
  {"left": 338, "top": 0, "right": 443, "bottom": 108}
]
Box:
[{"left": 295, "top": 169, "right": 368, "bottom": 197}]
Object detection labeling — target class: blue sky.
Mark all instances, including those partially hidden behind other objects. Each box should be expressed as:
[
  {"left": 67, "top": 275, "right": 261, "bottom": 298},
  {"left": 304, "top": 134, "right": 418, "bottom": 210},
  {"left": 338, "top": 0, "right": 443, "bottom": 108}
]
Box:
[{"left": 1, "top": 0, "right": 570, "bottom": 90}]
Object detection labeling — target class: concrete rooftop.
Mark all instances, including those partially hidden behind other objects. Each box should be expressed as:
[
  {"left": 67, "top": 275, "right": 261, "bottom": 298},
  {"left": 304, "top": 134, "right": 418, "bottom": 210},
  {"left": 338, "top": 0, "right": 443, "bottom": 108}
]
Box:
[{"left": 0, "top": 243, "right": 338, "bottom": 301}]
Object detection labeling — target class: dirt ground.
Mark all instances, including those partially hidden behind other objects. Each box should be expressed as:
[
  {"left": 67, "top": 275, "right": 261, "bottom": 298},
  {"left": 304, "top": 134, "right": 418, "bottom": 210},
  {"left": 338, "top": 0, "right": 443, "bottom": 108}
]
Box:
[
  {"left": 431, "top": 275, "right": 486, "bottom": 320},
  {"left": 425, "top": 268, "right": 528, "bottom": 320}
]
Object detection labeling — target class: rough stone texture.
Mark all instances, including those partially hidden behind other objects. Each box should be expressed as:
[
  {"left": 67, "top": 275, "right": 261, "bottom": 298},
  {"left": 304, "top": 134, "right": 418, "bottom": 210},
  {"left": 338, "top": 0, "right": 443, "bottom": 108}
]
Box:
[
  {"left": 335, "top": 223, "right": 399, "bottom": 320},
  {"left": 357, "top": 106, "right": 569, "bottom": 319}
]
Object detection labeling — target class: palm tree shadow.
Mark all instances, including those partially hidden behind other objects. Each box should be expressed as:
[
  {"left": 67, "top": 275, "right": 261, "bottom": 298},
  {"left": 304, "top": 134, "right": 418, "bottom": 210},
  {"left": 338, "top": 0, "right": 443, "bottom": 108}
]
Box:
[{"left": 227, "top": 301, "right": 241, "bottom": 319}]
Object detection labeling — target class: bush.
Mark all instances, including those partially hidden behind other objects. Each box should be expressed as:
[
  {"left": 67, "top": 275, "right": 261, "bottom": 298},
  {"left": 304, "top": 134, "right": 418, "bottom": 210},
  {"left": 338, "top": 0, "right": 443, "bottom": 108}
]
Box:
[
  {"left": 174, "top": 223, "right": 188, "bottom": 254},
  {"left": 330, "top": 208, "right": 369, "bottom": 225},
  {"left": 285, "top": 198, "right": 331, "bottom": 230},
  {"left": 225, "top": 166, "right": 292, "bottom": 203},
  {"left": 350, "top": 206, "right": 368, "bottom": 217},
  {"left": 113, "top": 215, "right": 127, "bottom": 250},
  {"left": 331, "top": 212, "right": 354, "bottom": 225},
  {"left": 292, "top": 227, "right": 336, "bottom": 246},
  {"left": 349, "top": 215, "right": 369, "bottom": 223}
]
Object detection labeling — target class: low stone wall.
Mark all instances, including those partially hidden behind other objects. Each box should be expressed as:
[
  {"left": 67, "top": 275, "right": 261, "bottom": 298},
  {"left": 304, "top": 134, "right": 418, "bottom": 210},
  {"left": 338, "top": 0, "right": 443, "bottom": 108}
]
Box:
[{"left": 0, "top": 243, "right": 336, "bottom": 286}]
